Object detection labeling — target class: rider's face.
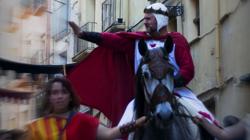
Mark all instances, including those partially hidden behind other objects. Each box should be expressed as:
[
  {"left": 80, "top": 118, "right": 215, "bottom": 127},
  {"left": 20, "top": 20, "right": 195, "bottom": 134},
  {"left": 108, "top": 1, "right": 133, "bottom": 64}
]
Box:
[{"left": 144, "top": 13, "right": 157, "bottom": 33}]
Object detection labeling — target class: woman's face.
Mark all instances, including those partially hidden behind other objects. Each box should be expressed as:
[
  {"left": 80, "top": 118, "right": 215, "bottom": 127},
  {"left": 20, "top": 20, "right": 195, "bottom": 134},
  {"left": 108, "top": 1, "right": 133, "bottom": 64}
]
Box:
[{"left": 49, "top": 82, "right": 71, "bottom": 114}]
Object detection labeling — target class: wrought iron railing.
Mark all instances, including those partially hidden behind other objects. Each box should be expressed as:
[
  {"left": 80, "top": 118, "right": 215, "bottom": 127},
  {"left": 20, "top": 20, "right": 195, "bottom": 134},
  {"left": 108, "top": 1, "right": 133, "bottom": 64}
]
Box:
[{"left": 74, "top": 22, "right": 96, "bottom": 55}]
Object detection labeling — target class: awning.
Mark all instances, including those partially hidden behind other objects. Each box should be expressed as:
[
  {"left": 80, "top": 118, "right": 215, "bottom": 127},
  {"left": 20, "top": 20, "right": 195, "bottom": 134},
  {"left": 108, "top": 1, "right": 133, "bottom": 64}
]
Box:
[
  {"left": 0, "top": 57, "right": 76, "bottom": 74},
  {"left": 0, "top": 88, "right": 32, "bottom": 99}
]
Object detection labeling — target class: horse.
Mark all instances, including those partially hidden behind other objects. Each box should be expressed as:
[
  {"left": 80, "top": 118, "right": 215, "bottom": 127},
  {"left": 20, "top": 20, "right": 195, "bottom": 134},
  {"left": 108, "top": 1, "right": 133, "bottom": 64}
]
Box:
[{"left": 131, "top": 36, "right": 214, "bottom": 140}]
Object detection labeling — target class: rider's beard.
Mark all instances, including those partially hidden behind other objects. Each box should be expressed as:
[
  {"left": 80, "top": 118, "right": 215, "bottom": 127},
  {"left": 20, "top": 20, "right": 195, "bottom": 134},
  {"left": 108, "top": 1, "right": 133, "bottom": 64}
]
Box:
[{"left": 145, "top": 25, "right": 157, "bottom": 35}]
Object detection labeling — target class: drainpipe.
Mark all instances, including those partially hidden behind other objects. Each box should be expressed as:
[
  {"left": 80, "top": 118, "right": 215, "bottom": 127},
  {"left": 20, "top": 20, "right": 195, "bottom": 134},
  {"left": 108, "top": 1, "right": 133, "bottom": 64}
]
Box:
[
  {"left": 215, "top": 0, "right": 223, "bottom": 87},
  {"left": 180, "top": 0, "right": 184, "bottom": 34},
  {"left": 46, "top": 0, "right": 51, "bottom": 64},
  {"left": 119, "top": 0, "right": 122, "bottom": 18},
  {"left": 127, "top": 0, "right": 130, "bottom": 28}
]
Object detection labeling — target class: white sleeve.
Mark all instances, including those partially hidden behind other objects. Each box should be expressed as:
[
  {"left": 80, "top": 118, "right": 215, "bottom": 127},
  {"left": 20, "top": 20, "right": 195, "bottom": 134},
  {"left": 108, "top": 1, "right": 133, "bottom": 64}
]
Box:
[{"left": 117, "top": 99, "right": 135, "bottom": 126}]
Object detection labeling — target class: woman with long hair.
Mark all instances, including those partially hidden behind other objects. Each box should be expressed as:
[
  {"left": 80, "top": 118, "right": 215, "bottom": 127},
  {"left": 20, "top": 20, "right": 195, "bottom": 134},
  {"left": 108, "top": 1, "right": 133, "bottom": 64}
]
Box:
[{"left": 26, "top": 77, "right": 146, "bottom": 140}]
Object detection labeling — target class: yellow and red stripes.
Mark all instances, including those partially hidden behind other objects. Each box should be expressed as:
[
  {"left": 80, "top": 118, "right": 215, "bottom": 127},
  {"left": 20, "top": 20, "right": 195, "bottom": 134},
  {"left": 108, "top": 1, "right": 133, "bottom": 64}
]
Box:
[{"left": 27, "top": 116, "right": 67, "bottom": 140}]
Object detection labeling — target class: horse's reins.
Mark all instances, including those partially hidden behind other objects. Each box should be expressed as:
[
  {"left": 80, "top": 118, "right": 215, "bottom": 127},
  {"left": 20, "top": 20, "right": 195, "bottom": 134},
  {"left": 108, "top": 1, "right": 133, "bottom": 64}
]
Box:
[
  {"left": 138, "top": 50, "right": 195, "bottom": 122},
  {"left": 139, "top": 62, "right": 194, "bottom": 120}
]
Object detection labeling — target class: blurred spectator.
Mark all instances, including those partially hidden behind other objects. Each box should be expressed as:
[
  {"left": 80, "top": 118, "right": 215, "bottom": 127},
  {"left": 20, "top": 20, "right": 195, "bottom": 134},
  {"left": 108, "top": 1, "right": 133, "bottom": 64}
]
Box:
[
  {"left": 25, "top": 77, "right": 146, "bottom": 140},
  {"left": 223, "top": 115, "right": 246, "bottom": 140},
  {"left": 0, "top": 129, "right": 26, "bottom": 140},
  {"left": 223, "top": 115, "right": 241, "bottom": 127},
  {"left": 194, "top": 114, "right": 250, "bottom": 140}
]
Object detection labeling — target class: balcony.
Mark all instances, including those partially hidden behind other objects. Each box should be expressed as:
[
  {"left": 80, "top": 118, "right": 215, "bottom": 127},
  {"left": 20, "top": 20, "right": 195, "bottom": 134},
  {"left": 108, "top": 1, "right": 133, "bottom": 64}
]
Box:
[
  {"left": 102, "top": 0, "right": 125, "bottom": 32},
  {"left": 72, "top": 22, "right": 96, "bottom": 62}
]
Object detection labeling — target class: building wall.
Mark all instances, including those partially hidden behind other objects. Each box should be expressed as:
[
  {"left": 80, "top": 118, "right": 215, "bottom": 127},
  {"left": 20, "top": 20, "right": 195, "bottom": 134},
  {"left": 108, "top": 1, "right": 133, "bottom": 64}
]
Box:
[
  {"left": 127, "top": 0, "right": 148, "bottom": 30},
  {"left": 220, "top": 0, "right": 250, "bottom": 80},
  {"left": 94, "top": 0, "right": 105, "bottom": 32},
  {"left": 0, "top": 72, "right": 41, "bottom": 129},
  {"left": 0, "top": 1, "right": 47, "bottom": 64},
  {"left": 188, "top": 32, "right": 217, "bottom": 94},
  {"left": 181, "top": 0, "right": 200, "bottom": 41},
  {"left": 199, "top": 0, "right": 217, "bottom": 36},
  {"left": 0, "top": 97, "right": 35, "bottom": 129},
  {"left": 217, "top": 0, "right": 250, "bottom": 120},
  {"left": 0, "top": 0, "right": 46, "bottom": 128},
  {"left": 184, "top": 0, "right": 250, "bottom": 121},
  {"left": 217, "top": 81, "right": 250, "bottom": 120}
]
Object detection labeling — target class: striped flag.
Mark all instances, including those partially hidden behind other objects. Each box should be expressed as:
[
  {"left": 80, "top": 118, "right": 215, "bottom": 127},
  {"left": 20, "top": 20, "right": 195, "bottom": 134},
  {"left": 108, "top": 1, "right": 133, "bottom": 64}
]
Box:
[{"left": 27, "top": 116, "right": 67, "bottom": 140}]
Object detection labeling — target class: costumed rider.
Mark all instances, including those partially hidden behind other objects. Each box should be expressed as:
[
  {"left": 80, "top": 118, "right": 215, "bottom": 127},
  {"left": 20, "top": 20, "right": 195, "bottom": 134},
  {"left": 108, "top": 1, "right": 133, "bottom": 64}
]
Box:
[
  {"left": 68, "top": 2, "right": 219, "bottom": 130},
  {"left": 118, "top": 2, "right": 219, "bottom": 131}
]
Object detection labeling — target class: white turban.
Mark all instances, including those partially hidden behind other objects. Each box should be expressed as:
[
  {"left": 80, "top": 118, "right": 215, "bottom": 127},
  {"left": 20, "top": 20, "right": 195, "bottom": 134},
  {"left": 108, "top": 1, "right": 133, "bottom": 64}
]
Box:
[{"left": 144, "top": 3, "right": 169, "bottom": 32}]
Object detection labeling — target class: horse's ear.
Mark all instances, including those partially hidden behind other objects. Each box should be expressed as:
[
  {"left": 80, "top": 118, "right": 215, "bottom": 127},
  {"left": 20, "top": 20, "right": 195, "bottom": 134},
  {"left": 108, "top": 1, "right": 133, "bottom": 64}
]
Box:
[
  {"left": 164, "top": 36, "right": 173, "bottom": 54},
  {"left": 138, "top": 40, "right": 148, "bottom": 56}
]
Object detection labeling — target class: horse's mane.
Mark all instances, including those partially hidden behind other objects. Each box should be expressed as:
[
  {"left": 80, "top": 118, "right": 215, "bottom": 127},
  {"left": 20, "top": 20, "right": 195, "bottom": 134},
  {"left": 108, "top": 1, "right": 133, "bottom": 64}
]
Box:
[
  {"left": 134, "top": 65, "right": 145, "bottom": 118},
  {"left": 134, "top": 66, "right": 146, "bottom": 140}
]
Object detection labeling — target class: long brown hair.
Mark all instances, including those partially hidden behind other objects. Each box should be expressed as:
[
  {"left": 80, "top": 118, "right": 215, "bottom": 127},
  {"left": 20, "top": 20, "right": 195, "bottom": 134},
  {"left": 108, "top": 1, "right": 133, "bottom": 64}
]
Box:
[{"left": 41, "top": 77, "right": 80, "bottom": 115}]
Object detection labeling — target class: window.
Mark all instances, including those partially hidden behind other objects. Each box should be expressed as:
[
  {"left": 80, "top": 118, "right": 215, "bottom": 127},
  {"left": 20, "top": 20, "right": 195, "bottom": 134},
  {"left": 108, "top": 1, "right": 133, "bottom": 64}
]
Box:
[
  {"left": 51, "top": 0, "right": 69, "bottom": 41},
  {"left": 192, "top": 0, "right": 200, "bottom": 36},
  {"left": 180, "top": 0, "right": 200, "bottom": 41},
  {"left": 102, "top": 0, "right": 116, "bottom": 31}
]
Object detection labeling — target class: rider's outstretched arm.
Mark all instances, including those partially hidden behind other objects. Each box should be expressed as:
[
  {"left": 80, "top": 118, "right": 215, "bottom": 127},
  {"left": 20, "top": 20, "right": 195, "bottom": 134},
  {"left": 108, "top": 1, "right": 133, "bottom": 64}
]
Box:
[
  {"left": 69, "top": 21, "right": 102, "bottom": 44},
  {"left": 69, "top": 21, "right": 134, "bottom": 54},
  {"left": 78, "top": 31, "right": 102, "bottom": 44}
]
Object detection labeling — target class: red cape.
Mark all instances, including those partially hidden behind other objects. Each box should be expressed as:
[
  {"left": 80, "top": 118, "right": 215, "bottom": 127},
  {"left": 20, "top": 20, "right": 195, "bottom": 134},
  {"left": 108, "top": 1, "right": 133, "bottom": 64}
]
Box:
[
  {"left": 67, "top": 32, "right": 144, "bottom": 126},
  {"left": 67, "top": 32, "right": 194, "bottom": 126}
]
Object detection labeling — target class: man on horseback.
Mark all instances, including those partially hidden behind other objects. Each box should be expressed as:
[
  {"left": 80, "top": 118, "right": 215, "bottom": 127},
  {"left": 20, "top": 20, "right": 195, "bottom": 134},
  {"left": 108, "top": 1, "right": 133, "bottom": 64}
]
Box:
[{"left": 68, "top": 2, "right": 216, "bottom": 130}]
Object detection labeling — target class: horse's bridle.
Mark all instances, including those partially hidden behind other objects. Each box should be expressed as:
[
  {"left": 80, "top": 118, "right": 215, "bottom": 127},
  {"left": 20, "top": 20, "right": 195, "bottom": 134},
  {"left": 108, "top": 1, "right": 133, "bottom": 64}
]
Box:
[
  {"left": 139, "top": 60, "right": 193, "bottom": 120},
  {"left": 141, "top": 76, "right": 173, "bottom": 110},
  {"left": 139, "top": 58, "right": 174, "bottom": 110},
  {"left": 136, "top": 38, "right": 194, "bottom": 121}
]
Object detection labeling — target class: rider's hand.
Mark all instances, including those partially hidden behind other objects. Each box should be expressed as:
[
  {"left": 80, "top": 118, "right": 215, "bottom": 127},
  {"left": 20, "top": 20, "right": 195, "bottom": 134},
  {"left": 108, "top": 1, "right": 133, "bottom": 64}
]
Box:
[
  {"left": 192, "top": 116, "right": 204, "bottom": 124},
  {"left": 68, "top": 21, "right": 81, "bottom": 37},
  {"left": 119, "top": 116, "right": 147, "bottom": 135}
]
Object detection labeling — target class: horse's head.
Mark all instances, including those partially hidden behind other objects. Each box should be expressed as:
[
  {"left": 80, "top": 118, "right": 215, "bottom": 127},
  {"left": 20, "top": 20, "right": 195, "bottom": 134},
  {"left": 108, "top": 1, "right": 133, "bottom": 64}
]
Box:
[
  {"left": 136, "top": 36, "right": 176, "bottom": 128},
  {"left": 134, "top": 37, "right": 214, "bottom": 140}
]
